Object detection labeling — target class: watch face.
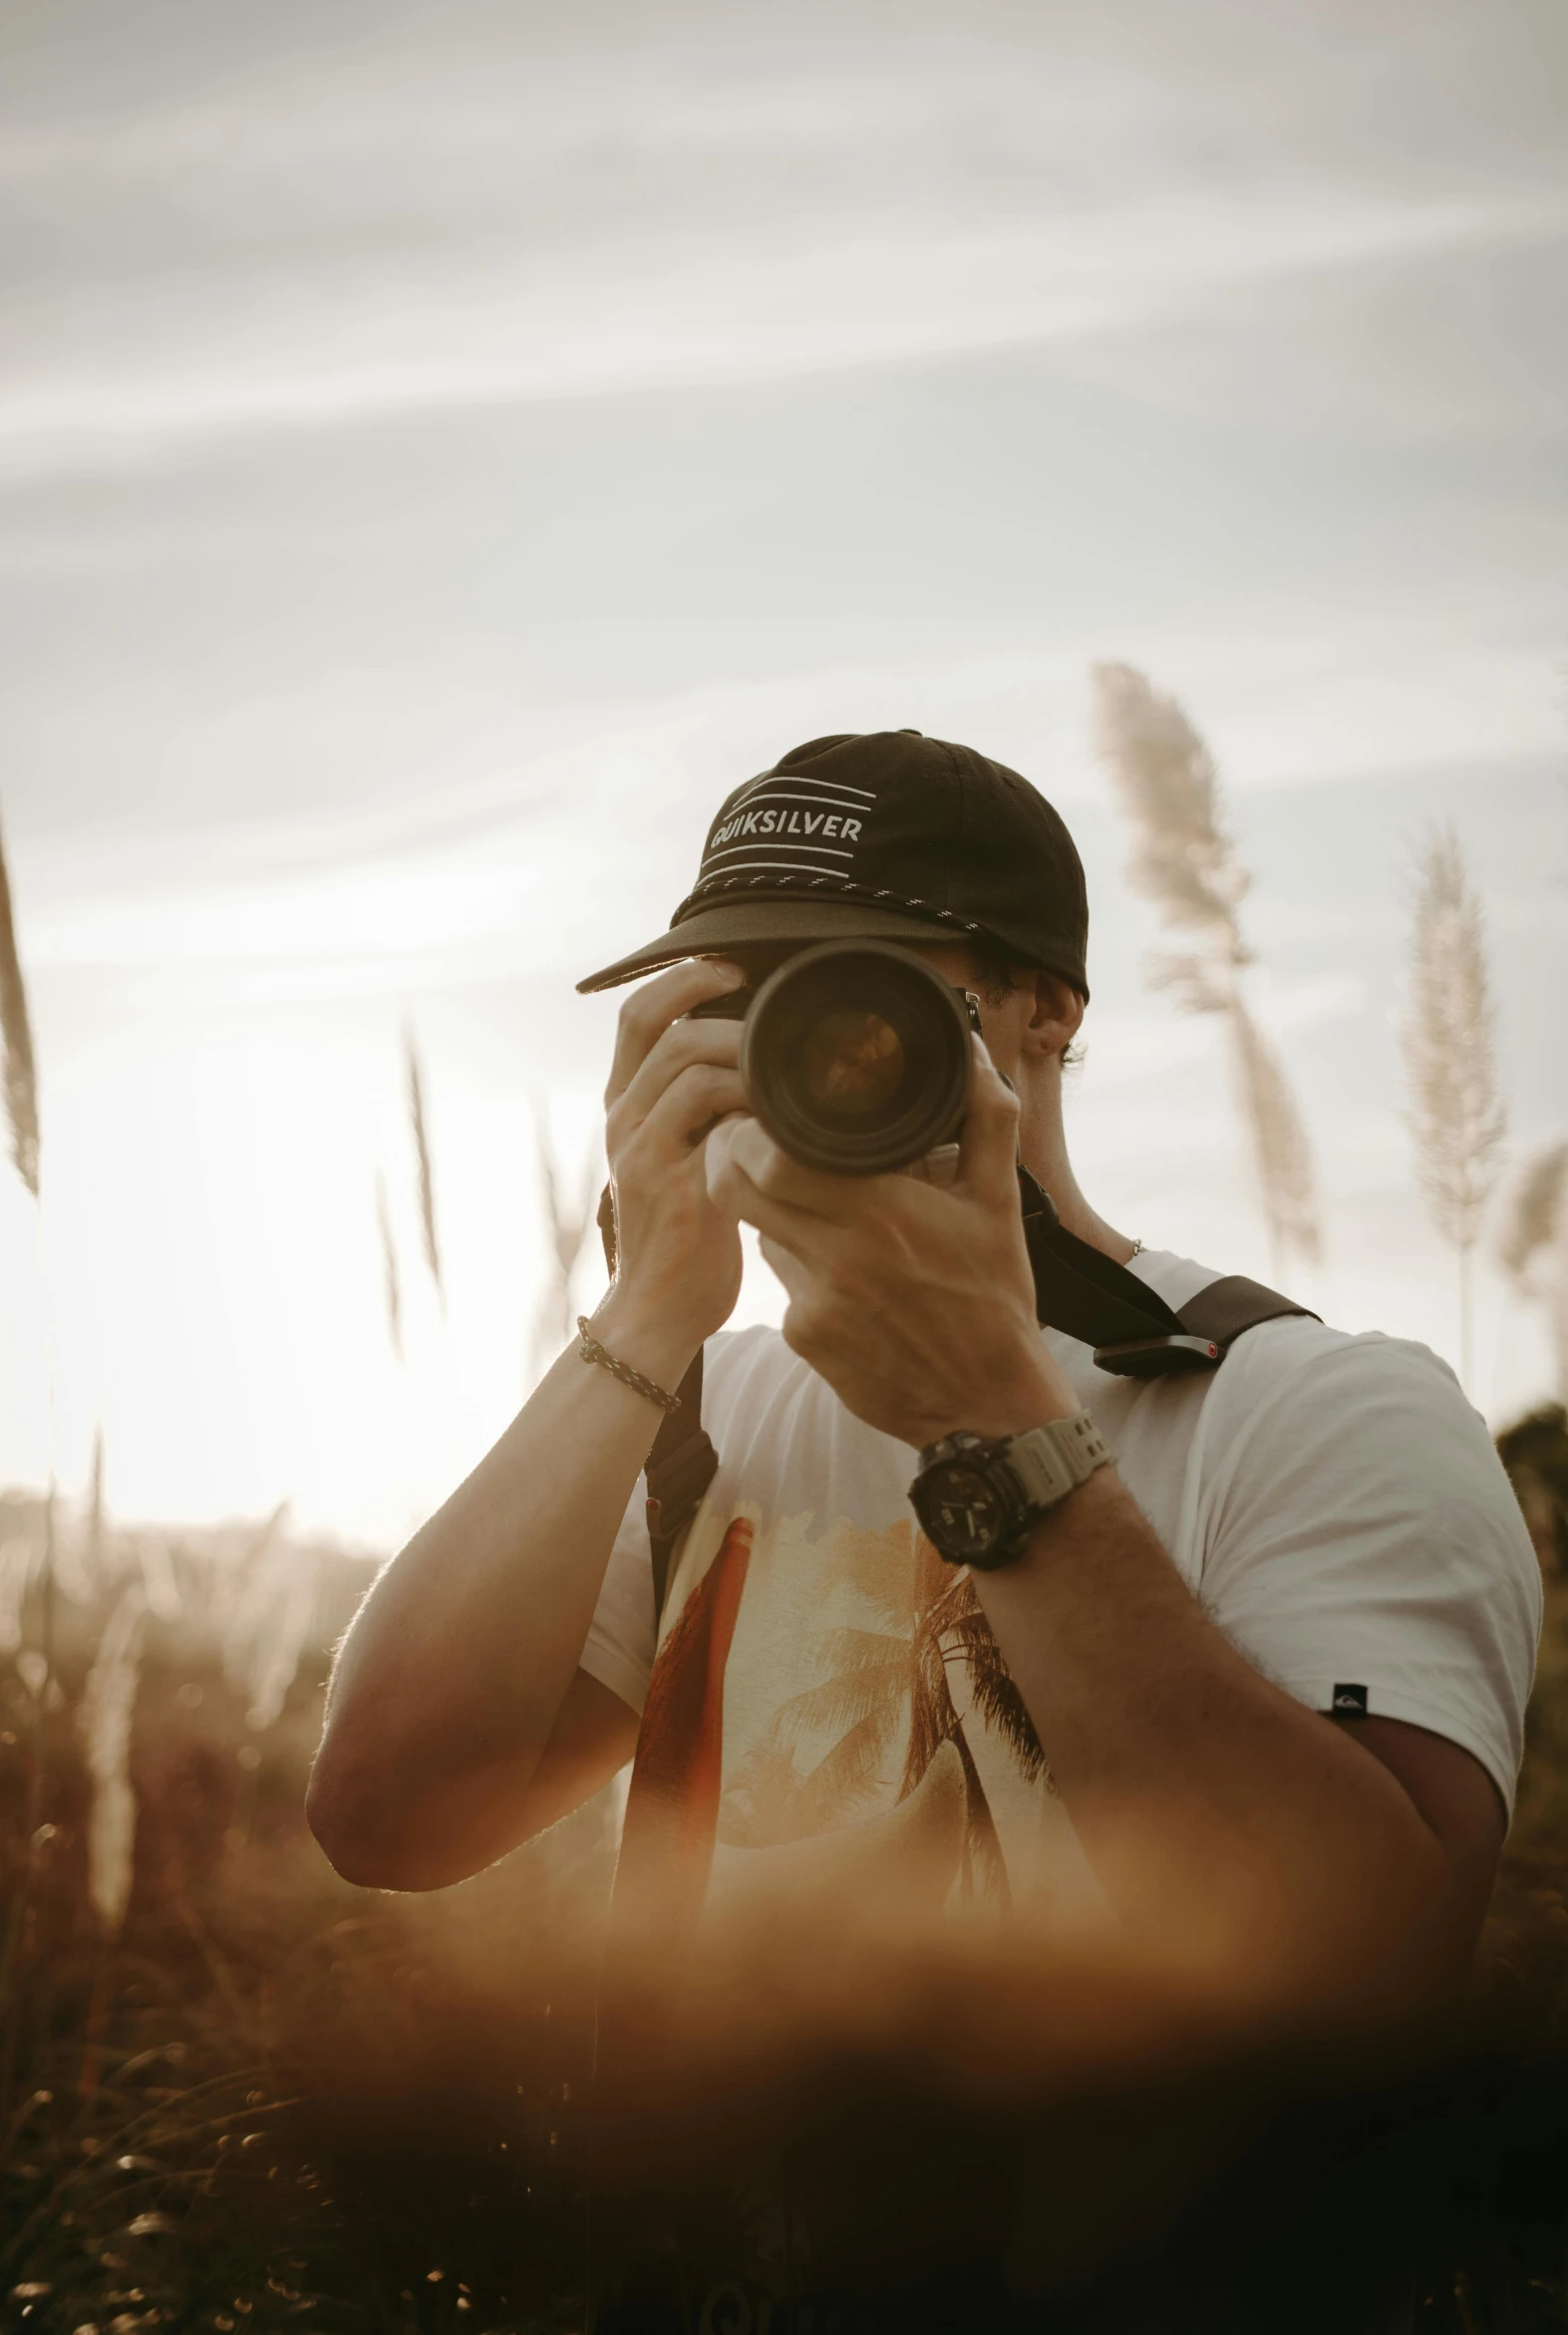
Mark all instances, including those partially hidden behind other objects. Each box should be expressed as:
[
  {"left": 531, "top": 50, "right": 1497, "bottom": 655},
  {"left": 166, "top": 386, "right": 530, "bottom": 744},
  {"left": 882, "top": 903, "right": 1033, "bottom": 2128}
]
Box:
[{"left": 922, "top": 1461, "right": 1010, "bottom": 1559}]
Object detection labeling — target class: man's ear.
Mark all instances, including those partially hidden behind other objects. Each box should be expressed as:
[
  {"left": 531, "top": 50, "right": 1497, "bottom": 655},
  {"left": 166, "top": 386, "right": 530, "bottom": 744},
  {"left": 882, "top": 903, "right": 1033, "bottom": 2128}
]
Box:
[{"left": 1021, "top": 972, "right": 1086, "bottom": 1062}]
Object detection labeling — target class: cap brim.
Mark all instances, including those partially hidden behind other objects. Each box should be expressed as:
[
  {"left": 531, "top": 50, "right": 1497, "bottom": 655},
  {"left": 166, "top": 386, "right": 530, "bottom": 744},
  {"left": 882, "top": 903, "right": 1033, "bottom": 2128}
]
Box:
[{"left": 576, "top": 896, "right": 967, "bottom": 994}]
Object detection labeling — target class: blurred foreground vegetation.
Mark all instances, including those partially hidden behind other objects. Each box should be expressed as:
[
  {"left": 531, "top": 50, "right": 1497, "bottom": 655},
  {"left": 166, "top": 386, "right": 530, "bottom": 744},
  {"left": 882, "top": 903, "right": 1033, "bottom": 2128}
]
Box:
[
  {"left": 1, "top": 1411, "right": 1567, "bottom": 2334},
  {"left": 0, "top": 1498, "right": 611, "bottom": 2333}
]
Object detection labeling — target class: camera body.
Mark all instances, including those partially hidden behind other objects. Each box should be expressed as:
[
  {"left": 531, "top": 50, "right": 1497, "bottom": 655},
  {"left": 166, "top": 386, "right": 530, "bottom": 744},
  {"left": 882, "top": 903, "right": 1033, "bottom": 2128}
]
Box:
[{"left": 688, "top": 939, "right": 980, "bottom": 1175}]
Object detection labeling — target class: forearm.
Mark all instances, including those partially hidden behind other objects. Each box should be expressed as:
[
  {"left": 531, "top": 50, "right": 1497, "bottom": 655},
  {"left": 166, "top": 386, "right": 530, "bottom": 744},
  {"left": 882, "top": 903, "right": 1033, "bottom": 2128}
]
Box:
[
  {"left": 972, "top": 1469, "right": 1456, "bottom": 2019},
  {"left": 709, "top": 1049, "right": 1496, "bottom": 2026},
  {"left": 308, "top": 1294, "right": 695, "bottom": 1881}
]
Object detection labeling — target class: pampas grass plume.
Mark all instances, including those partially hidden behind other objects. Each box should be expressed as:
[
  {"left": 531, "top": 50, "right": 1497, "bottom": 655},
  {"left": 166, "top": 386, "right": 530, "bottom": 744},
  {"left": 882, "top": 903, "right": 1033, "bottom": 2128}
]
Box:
[
  {"left": 49, "top": 1426, "right": 107, "bottom": 1610},
  {"left": 375, "top": 1168, "right": 404, "bottom": 1363},
  {"left": 137, "top": 1533, "right": 183, "bottom": 1624},
  {"left": 1497, "top": 1140, "right": 1568, "bottom": 1402},
  {"left": 532, "top": 1104, "right": 600, "bottom": 1372},
  {"left": 221, "top": 1501, "right": 289, "bottom": 1685},
  {"left": 404, "top": 1026, "right": 443, "bottom": 1306},
  {"left": 79, "top": 1583, "right": 147, "bottom": 1934},
  {"left": 1399, "top": 827, "right": 1506, "bottom": 1391},
  {"left": 87, "top": 1424, "right": 105, "bottom": 1576},
  {"left": 243, "top": 1549, "right": 318, "bottom": 1733},
  {"left": 1092, "top": 662, "right": 1322, "bottom": 1275},
  {"left": 0, "top": 1531, "right": 33, "bottom": 1656},
  {"left": 222, "top": 1501, "right": 313, "bottom": 1731},
  {"left": 1498, "top": 1142, "right": 1567, "bottom": 1285},
  {"left": 0, "top": 803, "right": 39, "bottom": 1199},
  {"left": 1091, "top": 661, "right": 1251, "bottom": 983},
  {"left": 1226, "top": 1006, "right": 1321, "bottom": 1271}
]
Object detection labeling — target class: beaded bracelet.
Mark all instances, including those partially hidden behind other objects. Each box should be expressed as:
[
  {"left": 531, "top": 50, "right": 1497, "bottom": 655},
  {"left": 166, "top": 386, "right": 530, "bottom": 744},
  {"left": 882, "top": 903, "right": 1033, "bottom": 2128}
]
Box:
[{"left": 576, "top": 1316, "right": 682, "bottom": 1414}]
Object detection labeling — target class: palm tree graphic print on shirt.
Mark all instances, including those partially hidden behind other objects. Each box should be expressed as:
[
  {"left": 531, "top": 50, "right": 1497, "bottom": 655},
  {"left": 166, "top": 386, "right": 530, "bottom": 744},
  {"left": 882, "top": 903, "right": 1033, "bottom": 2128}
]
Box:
[
  {"left": 721, "top": 1529, "right": 1051, "bottom": 1905},
  {"left": 613, "top": 1505, "right": 1057, "bottom": 1932}
]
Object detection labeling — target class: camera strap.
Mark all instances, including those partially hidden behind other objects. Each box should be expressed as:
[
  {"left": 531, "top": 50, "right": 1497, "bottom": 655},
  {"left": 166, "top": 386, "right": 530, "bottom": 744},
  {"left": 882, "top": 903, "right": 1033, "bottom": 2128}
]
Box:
[
  {"left": 596, "top": 1183, "right": 721, "bottom": 1627},
  {"left": 598, "top": 1176, "right": 1315, "bottom": 1630},
  {"left": 1016, "top": 1168, "right": 1317, "bottom": 1377}
]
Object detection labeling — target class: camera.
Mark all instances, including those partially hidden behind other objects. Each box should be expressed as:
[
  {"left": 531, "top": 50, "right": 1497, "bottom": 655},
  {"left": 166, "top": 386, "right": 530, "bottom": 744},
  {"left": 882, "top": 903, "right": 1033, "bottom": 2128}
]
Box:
[{"left": 688, "top": 939, "right": 978, "bottom": 1175}]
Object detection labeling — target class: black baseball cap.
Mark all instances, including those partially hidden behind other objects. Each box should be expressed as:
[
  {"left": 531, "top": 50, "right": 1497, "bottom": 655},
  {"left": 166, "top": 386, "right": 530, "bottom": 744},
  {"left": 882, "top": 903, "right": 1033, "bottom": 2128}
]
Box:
[{"left": 576, "top": 730, "right": 1090, "bottom": 999}]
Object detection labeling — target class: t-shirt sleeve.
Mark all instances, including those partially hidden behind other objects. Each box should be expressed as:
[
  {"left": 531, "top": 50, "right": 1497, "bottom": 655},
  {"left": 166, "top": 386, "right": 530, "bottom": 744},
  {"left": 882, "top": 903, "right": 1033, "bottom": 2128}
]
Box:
[
  {"left": 1196, "top": 1332, "right": 1542, "bottom": 1816},
  {"left": 579, "top": 1481, "right": 658, "bottom": 1717}
]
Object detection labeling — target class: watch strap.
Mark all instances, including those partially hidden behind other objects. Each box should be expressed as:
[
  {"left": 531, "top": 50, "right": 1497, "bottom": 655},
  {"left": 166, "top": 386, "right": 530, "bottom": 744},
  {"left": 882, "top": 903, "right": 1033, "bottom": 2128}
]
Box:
[{"left": 1003, "top": 1411, "right": 1113, "bottom": 1511}]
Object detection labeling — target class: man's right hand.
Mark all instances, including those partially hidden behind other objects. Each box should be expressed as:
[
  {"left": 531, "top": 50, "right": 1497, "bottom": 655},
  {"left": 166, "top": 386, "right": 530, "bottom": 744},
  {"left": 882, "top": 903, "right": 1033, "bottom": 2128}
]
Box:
[
  {"left": 596, "top": 956, "right": 750, "bottom": 1379},
  {"left": 308, "top": 954, "right": 753, "bottom": 1893}
]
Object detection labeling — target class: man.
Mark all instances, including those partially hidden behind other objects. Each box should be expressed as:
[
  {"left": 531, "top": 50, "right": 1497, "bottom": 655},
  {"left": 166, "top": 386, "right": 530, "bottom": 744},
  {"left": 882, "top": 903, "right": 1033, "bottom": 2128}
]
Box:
[{"left": 308, "top": 729, "right": 1539, "bottom": 2321}]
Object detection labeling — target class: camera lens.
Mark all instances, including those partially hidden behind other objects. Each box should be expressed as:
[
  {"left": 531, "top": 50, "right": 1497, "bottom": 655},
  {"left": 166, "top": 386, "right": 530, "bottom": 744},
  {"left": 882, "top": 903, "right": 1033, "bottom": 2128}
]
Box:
[
  {"left": 800, "top": 1008, "right": 906, "bottom": 1117},
  {"left": 740, "top": 941, "right": 973, "bottom": 1174}
]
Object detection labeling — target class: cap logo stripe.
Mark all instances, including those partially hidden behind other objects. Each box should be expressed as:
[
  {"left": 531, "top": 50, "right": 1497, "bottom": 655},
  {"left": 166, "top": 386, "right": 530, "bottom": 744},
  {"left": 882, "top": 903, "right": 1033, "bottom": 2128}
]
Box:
[
  {"left": 723, "top": 790, "right": 870, "bottom": 814},
  {"left": 736, "top": 786, "right": 874, "bottom": 813},
  {"left": 725, "top": 770, "right": 877, "bottom": 815},
  {"left": 709, "top": 849, "right": 858, "bottom": 868},
  {"left": 704, "top": 858, "right": 854, "bottom": 880}
]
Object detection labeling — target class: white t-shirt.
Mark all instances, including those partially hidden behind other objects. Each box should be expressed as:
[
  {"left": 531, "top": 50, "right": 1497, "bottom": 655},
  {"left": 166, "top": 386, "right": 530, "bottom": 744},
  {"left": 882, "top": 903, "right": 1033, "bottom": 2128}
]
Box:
[{"left": 582, "top": 1250, "right": 1540, "bottom": 1916}]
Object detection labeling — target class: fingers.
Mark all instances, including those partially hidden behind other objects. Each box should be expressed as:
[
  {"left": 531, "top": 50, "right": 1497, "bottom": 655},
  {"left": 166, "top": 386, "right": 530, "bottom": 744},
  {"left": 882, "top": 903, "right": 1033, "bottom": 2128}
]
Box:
[
  {"left": 636, "top": 1062, "right": 748, "bottom": 1158},
  {"left": 607, "top": 999, "right": 744, "bottom": 1145},
  {"left": 956, "top": 1036, "right": 1022, "bottom": 1199},
  {"left": 758, "top": 1233, "right": 808, "bottom": 1301},
  {"left": 705, "top": 1118, "right": 838, "bottom": 1250},
  {"left": 705, "top": 1116, "right": 878, "bottom": 1227},
  {"left": 756, "top": 1234, "right": 823, "bottom": 1366},
  {"left": 604, "top": 957, "right": 745, "bottom": 1111}
]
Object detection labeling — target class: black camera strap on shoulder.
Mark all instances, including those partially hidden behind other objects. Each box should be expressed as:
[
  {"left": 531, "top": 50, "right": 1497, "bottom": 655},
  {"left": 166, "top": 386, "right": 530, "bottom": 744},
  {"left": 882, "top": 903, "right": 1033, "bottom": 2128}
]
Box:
[
  {"left": 1015, "top": 1168, "right": 1318, "bottom": 1378},
  {"left": 597, "top": 1175, "right": 1316, "bottom": 1628}
]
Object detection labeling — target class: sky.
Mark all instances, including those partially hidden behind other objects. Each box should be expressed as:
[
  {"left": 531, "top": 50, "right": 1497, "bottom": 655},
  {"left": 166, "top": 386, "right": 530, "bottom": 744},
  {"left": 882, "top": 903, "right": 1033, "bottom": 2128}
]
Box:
[{"left": 1, "top": 0, "right": 1565, "bottom": 1545}]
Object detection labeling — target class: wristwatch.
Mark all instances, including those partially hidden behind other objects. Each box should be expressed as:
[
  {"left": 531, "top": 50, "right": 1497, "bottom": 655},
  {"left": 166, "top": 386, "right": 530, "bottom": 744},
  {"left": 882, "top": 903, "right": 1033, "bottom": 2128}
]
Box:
[{"left": 909, "top": 1413, "right": 1112, "bottom": 1569}]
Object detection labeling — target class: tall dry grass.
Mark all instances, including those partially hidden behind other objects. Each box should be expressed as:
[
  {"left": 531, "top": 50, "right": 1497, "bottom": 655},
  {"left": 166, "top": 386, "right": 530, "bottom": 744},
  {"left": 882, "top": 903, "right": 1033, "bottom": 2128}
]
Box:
[
  {"left": 0, "top": 802, "right": 39, "bottom": 1200},
  {"left": 404, "top": 1025, "right": 444, "bottom": 1308},
  {"left": 137, "top": 1534, "right": 181, "bottom": 1623},
  {"left": 221, "top": 1501, "right": 320, "bottom": 1732},
  {"left": 86, "top": 1423, "right": 106, "bottom": 1587},
  {"left": 79, "top": 1582, "right": 147, "bottom": 1933},
  {"left": 0, "top": 817, "right": 70, "bottom": 2136},
  {"left": 1498, "top": 1140, "right": 1568, "bottom": 1403},
  {"left": 375, "top": 1166, "right": 405, "bottom": 1363},
  {"left": 1091, "top": 662, "right": 1321, "bottom": 1279},
  {"left": 531, "top": 1106, "right": 600, "bottom": 1375},
  {"left": 0, "top": 1533, "right": 31, "bottom": 1656},
  {"left": 1399, "top": 827, "right": 1507, "bottom": 1393},
  {"left": 0, "top": 1499, "right": 612, "bottom": 2328}
]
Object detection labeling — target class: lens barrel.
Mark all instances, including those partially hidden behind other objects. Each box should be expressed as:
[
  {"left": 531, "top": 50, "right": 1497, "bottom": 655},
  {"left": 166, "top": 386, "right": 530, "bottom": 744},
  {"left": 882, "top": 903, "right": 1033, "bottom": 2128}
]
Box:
[{"left": 737, "top": 941, "right": 973, "bottom": 1175}]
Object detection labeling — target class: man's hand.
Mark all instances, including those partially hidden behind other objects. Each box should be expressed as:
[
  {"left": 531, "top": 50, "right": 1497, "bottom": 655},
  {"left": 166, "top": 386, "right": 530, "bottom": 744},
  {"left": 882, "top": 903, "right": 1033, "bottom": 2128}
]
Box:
[
  {"left": 706, "top": 1036, "right": 1077, "bottom": 1447},
  {"left": 596, "top": 956, "right": 751, "bottom": 1384},
  {"left": 308, "top": 953, "right": 753, "bottom": 1893},
  {"left": 708, "top": 1037, "right": 1506, "bottom": 2024}
]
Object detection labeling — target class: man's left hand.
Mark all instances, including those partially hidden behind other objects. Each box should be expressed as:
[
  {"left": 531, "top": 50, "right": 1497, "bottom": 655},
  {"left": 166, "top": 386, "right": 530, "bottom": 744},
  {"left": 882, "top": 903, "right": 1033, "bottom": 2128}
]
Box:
[{"left": 705, "top": 1037, "right": 1079, "bottom": 1448}]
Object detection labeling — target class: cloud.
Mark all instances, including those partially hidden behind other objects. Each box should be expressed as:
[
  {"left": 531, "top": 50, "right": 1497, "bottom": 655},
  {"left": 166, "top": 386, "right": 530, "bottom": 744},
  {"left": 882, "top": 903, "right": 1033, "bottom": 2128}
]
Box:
[
  {"left": 4, "top": 190, "right": 1561, "bottom": 480},
  {"left": 5, "top": 0, "right": 1565, "bottom": 477}
]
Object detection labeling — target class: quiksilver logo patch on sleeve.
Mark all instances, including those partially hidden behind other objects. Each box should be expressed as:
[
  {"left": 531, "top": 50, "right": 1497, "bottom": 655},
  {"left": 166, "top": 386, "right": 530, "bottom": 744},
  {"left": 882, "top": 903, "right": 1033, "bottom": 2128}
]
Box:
[{"left": 1331, "top": 1683, "right": 1370, "bottom": 1716}]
